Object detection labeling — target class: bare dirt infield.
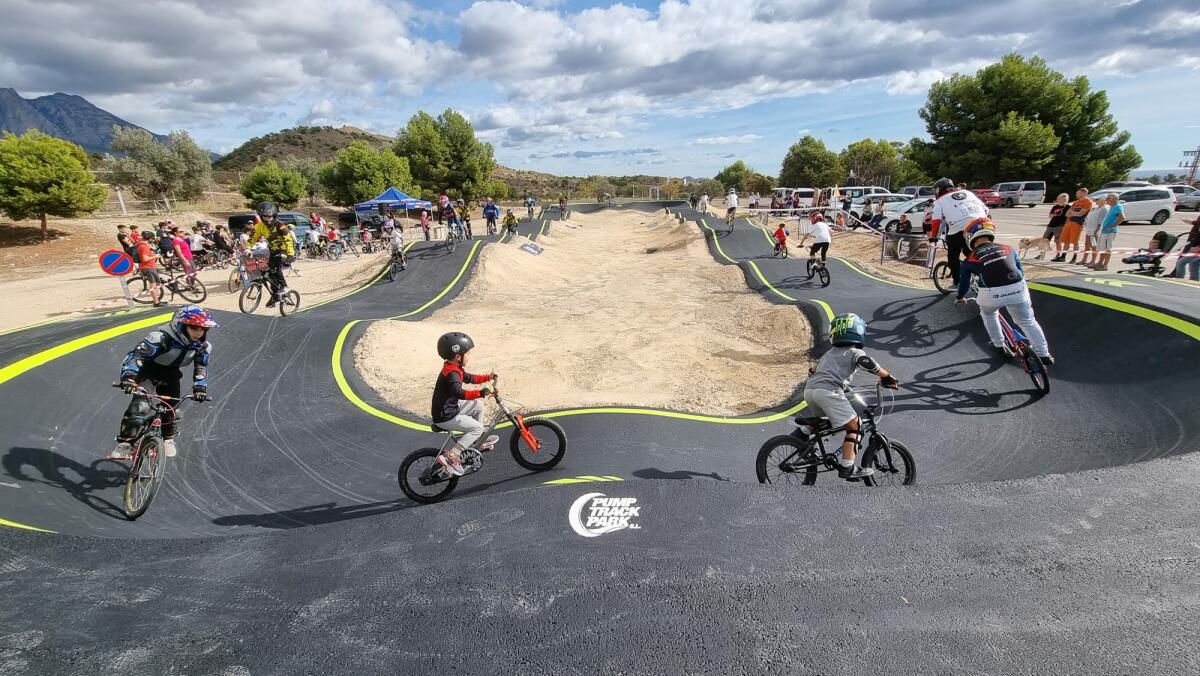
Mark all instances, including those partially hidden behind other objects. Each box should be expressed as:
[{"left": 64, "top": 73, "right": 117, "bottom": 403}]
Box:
[{"left": 355, "top": 209, "right": 814, "bottom": 417}]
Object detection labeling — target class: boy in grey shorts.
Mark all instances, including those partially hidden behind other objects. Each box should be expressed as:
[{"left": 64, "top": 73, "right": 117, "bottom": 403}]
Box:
[{"left": 803, "top": 313, "right": 899, "bottom": 480}]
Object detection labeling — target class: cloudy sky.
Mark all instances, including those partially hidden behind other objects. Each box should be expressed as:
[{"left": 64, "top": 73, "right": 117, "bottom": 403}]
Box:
[{"left": 2, "top": 0, "right": 1198, "bottom": 177}]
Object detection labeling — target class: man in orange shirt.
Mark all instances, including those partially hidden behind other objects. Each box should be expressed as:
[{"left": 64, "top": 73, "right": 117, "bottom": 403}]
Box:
[
  {"left": 1060, "top": 187, "right": 1092, "bottom": 264},
  {"left": 135, "top": 229, "right": 163, "bottom": 306}
]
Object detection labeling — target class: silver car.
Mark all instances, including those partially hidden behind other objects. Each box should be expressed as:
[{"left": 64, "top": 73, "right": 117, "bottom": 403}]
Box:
[{"left": 993, "top": 180, "right": 1047, "bottom": 207}]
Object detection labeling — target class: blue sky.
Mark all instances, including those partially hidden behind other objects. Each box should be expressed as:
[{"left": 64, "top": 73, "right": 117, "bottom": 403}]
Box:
[{"left": 2, "top": 0, "right": 1198, "bottom": 178}]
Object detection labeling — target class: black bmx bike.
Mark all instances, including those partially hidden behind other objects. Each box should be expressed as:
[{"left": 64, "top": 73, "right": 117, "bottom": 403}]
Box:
[
  {"left": 110, "top": 384, "right": 209, "bottom": 519},
  {"left": 755, "top": 382, "right": 916, "bottom": 487}
]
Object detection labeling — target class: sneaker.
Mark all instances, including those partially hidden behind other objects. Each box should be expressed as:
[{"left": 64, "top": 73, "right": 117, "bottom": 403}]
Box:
[
  {"left": 1068, "top": 254, "right": 1078, "bottom": 264},
  {"left": 1052, "top": 254, "right": 1064, "bottom": 262},
  {"left": 837, "top": 463, "right": 875, "bottom": 481},
  {"left": 437, "top": 452, "right": 465, "bottom": 477},
  {"left": 1092, "top": 264, "right": 1108, "bottom": 272},
  {"left": 107, "top": 442, "right": 132, "bottom": 460},
  {"left": 163, "top": 439, "right": 177, "bottom": 457},
  {"left": 477, "top": 434, "right": 500, "bottom": 452},
  {"left": 993, "top": 344, "right": 1014, "bottom": 359},
  {"left": 1040, "top": 355, "right": 1056, "bottom": 367},
  {"left": 265, "top": 298, "right": 277, "bottom": 308}
]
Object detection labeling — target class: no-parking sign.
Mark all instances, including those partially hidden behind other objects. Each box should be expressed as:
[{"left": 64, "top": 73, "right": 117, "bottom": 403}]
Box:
[{"left": 98, "top": 249, "right": 135, "bottom": 276}]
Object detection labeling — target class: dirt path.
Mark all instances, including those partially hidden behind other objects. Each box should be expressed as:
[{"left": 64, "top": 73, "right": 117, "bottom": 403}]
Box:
[{"left": 355, "top": 209, "right": 813, "bottom": 417}]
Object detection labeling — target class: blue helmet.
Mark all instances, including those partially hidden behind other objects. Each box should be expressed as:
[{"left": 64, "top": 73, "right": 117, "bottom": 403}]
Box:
[{"left": 829, "top": 312, "right": 866, "bottom": 348}]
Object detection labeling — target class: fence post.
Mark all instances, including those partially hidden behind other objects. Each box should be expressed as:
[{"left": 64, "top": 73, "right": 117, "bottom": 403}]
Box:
[
  {"left": 115, "top": 188, "right": 127, "bottom": 216},
  {"left": 880, "top": 231, "right": 886, "bottom": 266}
]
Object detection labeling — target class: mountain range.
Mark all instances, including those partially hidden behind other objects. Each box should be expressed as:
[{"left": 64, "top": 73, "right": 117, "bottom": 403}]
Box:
[{"left": 0, "top": 87, "right": 173, "bottom": 155}]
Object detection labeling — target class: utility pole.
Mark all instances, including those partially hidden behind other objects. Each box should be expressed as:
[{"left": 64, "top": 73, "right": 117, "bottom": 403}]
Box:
[{"left": 1180, "top": 146, "right": 1200, "bottom": 184}]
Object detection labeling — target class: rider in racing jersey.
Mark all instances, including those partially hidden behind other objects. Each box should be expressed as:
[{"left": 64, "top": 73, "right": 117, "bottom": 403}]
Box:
[
  {"left": 929, "top": 177, "right": 988, "bottom": 285},
  {"left": 955, "top": 221, "right": 1055, "bottom": 365},
  {"left": 726, "top": 188, "right": 739, "bottom": 220},
  {"left": 110, "top": 305, "right": 216, "bottom": 460},
  {"left": 248, "top": 201, "right": 295, "bottom": 307}
]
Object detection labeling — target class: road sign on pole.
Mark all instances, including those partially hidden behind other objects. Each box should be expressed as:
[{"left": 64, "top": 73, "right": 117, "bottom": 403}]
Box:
[{"left": 98, "top": 249, "right": 135, "bottom": 277}]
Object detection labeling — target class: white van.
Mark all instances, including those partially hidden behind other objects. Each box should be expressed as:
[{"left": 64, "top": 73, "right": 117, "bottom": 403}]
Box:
[
  {"left": 1090, "top": 186, "right": 1176, "bottom": 225},
  {"left": 993, "top": 181, "right": 1047, "bottom": 207}
]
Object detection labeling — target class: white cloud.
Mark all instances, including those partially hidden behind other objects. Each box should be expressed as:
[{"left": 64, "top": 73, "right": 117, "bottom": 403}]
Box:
[{"left": 690, "top": 134, "right": 762, "bottom": 145}]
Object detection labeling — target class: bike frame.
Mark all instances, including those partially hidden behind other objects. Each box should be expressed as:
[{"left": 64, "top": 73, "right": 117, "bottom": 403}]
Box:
[{"left": 784, "top": 384, "right": 885, "bottom": 472}]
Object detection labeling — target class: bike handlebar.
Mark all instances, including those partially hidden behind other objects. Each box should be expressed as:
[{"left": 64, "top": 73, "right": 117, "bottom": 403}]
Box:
[{"left": 112, "top": 382, "right": 214, "bottom": 407}]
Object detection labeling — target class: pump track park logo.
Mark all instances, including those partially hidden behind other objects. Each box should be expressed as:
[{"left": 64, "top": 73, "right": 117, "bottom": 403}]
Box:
[{"left": 568, "top": 492, "right": 642, "bottom": 537}]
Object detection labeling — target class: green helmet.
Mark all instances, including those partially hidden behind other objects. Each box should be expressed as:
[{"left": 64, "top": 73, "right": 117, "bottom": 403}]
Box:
[{"left": 829, "top": 313, "right": 867, "bottom": 348}]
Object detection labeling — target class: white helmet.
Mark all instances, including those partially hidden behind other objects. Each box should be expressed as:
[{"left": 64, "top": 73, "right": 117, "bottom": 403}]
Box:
[{"left": 728, "top": 188, "right": 737, "bottom": 194}]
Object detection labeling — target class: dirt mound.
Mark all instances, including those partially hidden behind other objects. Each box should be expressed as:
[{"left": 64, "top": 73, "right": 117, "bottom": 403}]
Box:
[{"left": 355, "top": 209, "right": 813, "bottom": 417}]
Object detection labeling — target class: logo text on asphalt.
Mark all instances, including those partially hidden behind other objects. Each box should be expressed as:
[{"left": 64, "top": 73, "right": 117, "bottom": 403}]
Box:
[{"left": 569, "top": 492, "right": 641, "bottom": 537}]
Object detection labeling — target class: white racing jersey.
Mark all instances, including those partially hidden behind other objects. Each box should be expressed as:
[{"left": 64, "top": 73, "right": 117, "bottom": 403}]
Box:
[
  {"left": 931, "top": 190, "right": 989, "bottom": 236},
  {"left": 726, "top": 193, "right": 739, "bottom": 209}
]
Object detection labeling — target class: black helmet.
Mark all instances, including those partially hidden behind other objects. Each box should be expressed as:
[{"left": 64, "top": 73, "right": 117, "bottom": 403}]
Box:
[
  {"left": 437, "top": 332, "right": 475, "bottom": 360},
  {"left": 256, "top": 201, "right": 278, "bottom": 219},
  {"left": 934, "top": 178, "right": 955, "bottom": 195},
  {"left": 140, "top": 230, "right": 155, "bottom": 240}
]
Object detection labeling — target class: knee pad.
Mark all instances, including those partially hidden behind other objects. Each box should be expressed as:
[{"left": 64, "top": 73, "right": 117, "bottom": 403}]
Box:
[{"left": 120, "top": 397, "right": 155, "bottom": 438}]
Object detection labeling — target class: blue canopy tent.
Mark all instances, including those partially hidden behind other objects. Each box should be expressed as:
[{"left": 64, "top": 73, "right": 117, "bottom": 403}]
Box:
[{"left": 354, "top": 187, "right": 433, "bottom": 226}]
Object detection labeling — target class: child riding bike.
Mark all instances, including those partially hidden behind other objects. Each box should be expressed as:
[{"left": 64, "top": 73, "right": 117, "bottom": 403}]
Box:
[
  {"left": 955, "top": 221, "right": 1055, "bottom": 365},
  {"left": 430, "top": 332, "right": 499, "bottom": 477},
  {"left": 772, "top": 222, "right": 789, "bottom": 257},
  {"left": 502, "top": 209, "right": 519, "bottom": 236},
  {"left": 798, "top": 212, "right": 832, "bottom": 264},
  {"left": 109, "top": 305, "right": 216, "bottom": 460},
  {"left": 803, "top": 313, "right": 899, "bottom": 481}
]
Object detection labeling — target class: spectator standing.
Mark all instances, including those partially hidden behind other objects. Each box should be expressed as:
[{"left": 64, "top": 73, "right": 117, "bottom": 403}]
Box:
[
  {"left": 1078, "top": 198, "right": 1109, "bottom": 267},
  {"left": 310, "top": 212, "right": 327, "bottom": 236},
  {"left": 171, "top": 226, "right": 195, "bottom": 279},
  {"left": 135, "top": 230, "right": 162, "bottom": 306},
  {"left": 1057, "top": 188, "right": 1091, "bottom": 263},
  {"left": 1044, "top": 193, "right": 1069, "bottom": 259},
  {"left": 419, "top": 209, "right": 431, "bottom": 241},
  {"left": 1090, "top": 193, "right": 1124, "bottom": 271},
  {"left": 117, "top": 225, "right": 136, "bottom": 258},
  {"left": 1171, "top": 214, "right": 1200, "bottom": 281}
]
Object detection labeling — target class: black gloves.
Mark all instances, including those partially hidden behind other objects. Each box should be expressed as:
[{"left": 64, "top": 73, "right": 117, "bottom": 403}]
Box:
[
  {"left": 120, "top": 380, "right": 138, "bottom": 394},
  {"left": 880, "top": 374, "right": 899, "bottom": 389},
  {"left": 479, "top": 387, "right": 492, "bottom": 398}
]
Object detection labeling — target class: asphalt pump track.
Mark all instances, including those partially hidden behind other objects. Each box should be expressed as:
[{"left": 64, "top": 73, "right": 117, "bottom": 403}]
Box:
[{"left": 0, "top": 203, "right": 1197, "bottom": 673}]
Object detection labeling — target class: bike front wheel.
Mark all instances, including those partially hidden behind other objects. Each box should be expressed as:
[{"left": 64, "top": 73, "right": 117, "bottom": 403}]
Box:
[
  {"left": 128, "top": 275, "right": 153, "bottom": 304},
  {"left": 932, "top": 261, "right": 955, "bottom": 294},
  {"left": 1020, "top": 346, "right": 1050, "bottom": 394},
  {"left": 239, "top": 282, "right": 263, "bottom": 314},
  {"left": 445, "top": 236, "right": 457, "bottom": 254},
  {"left": 862, "top": 438, "right": 916, "bottom": 487},
  {"left": 227, "top": 269, "right": 242, "bottom": 293},
  {"left": 124, "top": 436, "right": 166, "bottom": 520},
  {"left": 386, "top": 257, "right": 398, "bottom": 282},
  {"left": 278, "top": 289, "right": 300, "bottom": 316},
  {"left": 398, "top": 448, "right": 458, "bottom": 504},
  {"left": 510, "top": 417, "right": 567, "bottom": 471},
  {"left": 755, "top": 434, "right": 821, "bottom": 485}
]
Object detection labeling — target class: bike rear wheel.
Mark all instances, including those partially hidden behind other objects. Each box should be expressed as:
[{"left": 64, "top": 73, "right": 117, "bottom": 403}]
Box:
[
  {"left": 278, "top": 289, "right": 300, "bottom": 316},
  {"left": 398, "top": 448, "right": 458, "bottom": 503},
  {"left": 175, "top": 276, "right": 207, "bottom": 303},
  {"left": 817, "top": 266, "right": 830, "bottom": 287},
  {"left": 239, "top": 282, "right": 263, "bottom": 313},
  {"left": 129, "top": 275, "right": 153, "bottom": 304},
  {"left": 510, "top": 417, "right": 567, "bottom": 470},
  {"left": 862, "top": 438, "right": 916, "bottom": 487},
  {"left": 123, "top": 436, "right": 165, "bottom": 520},
  {"left": 755, "top": 434, "right": 821, "bottom": 485},
  {"left": 227, "top": 269, "right": 242, "bottom": 293},
  {"left": 1020, "top": 345, "right": 1050, "bottom": 394},
  {"left": 932, "top": 261, "right": 955, "bottom": 294},
  {"left": 327, "top": 242, "right": 343, "bottom": 261}
]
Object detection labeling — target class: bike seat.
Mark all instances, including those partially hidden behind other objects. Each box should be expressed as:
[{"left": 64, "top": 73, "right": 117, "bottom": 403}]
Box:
[
  {"left": 794, "top": 416, "right": 832, "bottom": 430},
  {"left": 429, "top": 423, "right": 462, "bottom": 436}
]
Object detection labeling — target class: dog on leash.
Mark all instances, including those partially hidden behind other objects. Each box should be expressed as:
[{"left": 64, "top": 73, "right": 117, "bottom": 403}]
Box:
[{"left": 1018, "top": 237, "right": 1053, "bottom": 260}]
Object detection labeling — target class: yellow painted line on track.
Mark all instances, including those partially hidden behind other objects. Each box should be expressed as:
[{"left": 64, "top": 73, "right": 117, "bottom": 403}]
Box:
[
  {"left": 746, "top": 261, "right": 797, "bottom": 302},
  {"left": 303, "top": 242, "right": 416, "bottom": 313},
  {"left": 0, "top": 312, "right": 172, "bottom": 386},
  {"left": 538, "top": 220, "right": 548, "bottom": 238},
  {"left": 331, "top": 320, "right": 431, "bottom": 431},
  {"left": 696, "top": 220, "right": 736, "bottom": 263},
  {"left": 0, "top": 306, "right": 155, "bottom": 339},
  {"left": 831, "top": 256, "right": 928, "bottom": 290},
  {"left": 391, "top": 240, "right": 482, "bottom": 319},
  {"left": 543, "top": 475, "right": 624, "bottom": 485},
  {"left": 1029, "top": 282, "right": 1200, "bottom": 341},
  {"left": 0, "top": 516, "right": 55, "bottom": 533}
]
